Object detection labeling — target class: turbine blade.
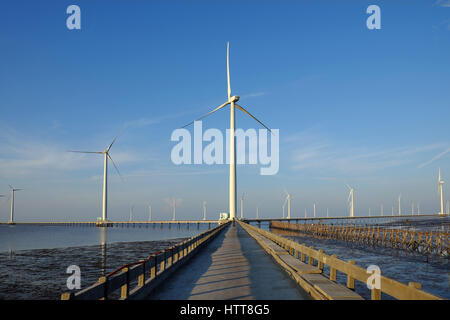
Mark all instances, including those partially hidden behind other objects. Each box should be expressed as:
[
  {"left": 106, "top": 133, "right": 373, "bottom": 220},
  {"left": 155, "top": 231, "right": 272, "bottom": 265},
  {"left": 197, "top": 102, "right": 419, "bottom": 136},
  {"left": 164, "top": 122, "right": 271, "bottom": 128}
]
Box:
[
  {"left": 235, "top": 104, "right": 272, "bottom": 134},
  {"left": 227, "top": 42, "right": 231, "bottom": 100},
  {"left": 346, "top": 183, "right": 351, "bottom": 190},
  {"left": 106, "top": 128, "right": 126, "bottom": 152},
  {"left": 68, "top": 150, "right": 103, "bottom": 154},
  {"left": 107, "top": 153, "right": 124, "bottom": 182},
  {"left": 283, "top": 197, "right": 288, "bottom": 207},
  {"left": 181, "top": 101, "right": 230, "bottom": 128}
]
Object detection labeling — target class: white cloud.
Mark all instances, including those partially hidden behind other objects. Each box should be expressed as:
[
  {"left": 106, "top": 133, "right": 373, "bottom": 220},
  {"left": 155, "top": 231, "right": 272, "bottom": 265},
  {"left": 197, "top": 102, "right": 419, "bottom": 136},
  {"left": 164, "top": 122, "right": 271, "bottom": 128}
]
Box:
[
  {"left": 417, "top": 147, "right": 450, "bottom": 168},
  {"left": 286, "top": 129, "right": 448, "bottom": 175},
  {"left": 435, "top": 0, "right": 450, "bottom": 7}
]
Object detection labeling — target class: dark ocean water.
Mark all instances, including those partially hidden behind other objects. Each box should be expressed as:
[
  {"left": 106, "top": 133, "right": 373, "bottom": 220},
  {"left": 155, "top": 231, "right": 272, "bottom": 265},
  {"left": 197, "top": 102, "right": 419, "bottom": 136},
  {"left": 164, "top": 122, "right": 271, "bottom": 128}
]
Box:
[{"left": 0, "top": 224, "right": 212, "bottom": 300}]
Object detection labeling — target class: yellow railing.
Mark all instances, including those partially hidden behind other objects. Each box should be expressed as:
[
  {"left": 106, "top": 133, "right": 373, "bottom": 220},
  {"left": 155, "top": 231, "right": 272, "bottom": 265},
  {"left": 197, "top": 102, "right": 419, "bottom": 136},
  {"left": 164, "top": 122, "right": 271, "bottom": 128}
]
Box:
[
  {"left": 270, "top": 221, "right": 450, "bottom": 256},
  {"left": 61, "top": 221, "right": 230, "bottom": 300},
  {"left": 241, "top": 221, "right": 443, "bottom": 300}
]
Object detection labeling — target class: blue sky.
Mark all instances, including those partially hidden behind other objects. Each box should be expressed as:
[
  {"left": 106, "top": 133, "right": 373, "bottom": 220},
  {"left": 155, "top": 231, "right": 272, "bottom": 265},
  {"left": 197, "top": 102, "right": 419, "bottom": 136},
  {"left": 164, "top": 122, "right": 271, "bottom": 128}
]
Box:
[{"left": 0, "top": 0, "right": 449, "bottom": 221}]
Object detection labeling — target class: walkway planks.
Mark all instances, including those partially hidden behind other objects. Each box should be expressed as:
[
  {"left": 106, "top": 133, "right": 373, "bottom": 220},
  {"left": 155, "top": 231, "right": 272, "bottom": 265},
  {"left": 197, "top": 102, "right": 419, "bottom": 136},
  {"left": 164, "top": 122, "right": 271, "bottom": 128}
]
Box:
[{"left": 147, "top": 223, "right": 311, "bottom": 300}]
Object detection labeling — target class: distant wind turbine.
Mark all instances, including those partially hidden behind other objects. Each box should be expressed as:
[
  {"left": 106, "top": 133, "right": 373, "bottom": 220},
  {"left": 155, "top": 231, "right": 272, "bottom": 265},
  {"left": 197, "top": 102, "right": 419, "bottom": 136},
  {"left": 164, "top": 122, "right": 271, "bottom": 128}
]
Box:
[
  {"left": 69, "top": 135, "right": 122, "bottom": 222},
  {"left": 283, "top": 190, "right": 291, "bottom": 219},
  {"left": 8, "top": 185, "right": 23, "bottom": 224},
  {"left": 182, "top": 42, "right": 272, "bottom": 220},
  {"left": 380, "top": 204, "right": 383, "bottom": 216},
  {"left": 438, "top": 168, "right": 445, "bottom": 215},
  {"left": 346, "top": 184, "right": 354, "bottom": 217},
  {"left": 398, "top": 194, "right": 402, "bottom": 216},
  {"left": 148, "top": 204, "right": 152, "bottom": 221},
  {"left": 256, "top": 207, "right": 259, "bottom": 219},
  {"left": 313, "top": 203, "right": 316, "bottom": 218},
  {"left": 304, "top": 208, "right": 307, "bottom": 218},
  {"left": 129, "top": 205, "right": 134, "bottom": 222},
  {"left": 240, "top": 193, "right": 244, "bottom": 219},
  {"left": 203, "top": 201, "right": 207, "bottom": 221}
]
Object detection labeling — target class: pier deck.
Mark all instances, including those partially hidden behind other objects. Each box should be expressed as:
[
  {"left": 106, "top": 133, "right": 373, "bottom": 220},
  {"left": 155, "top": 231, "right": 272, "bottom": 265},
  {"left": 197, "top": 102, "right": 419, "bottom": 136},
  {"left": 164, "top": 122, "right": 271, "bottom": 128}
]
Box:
[{"left": 147, "top": 222, "right": 311, "bottom": 300}]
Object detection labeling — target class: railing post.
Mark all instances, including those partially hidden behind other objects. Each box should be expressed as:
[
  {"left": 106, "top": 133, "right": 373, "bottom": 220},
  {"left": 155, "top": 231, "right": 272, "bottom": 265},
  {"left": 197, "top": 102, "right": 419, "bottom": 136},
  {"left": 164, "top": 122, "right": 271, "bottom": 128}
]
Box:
[
  {"left": 300, "top": 243, "right": 306, "bottom": 262},
  {"left": 151, "top": 255, "right": 156, "bottom": 278},
  {"left": 138, "top": 261, "right": 145, "bottom": 287},
  {"left": 318, "top": 249, "right": 324, "bottom": 270},
  {"left": 329, "top": 254, "right": 338, "bottom": 281},
  {"left": 371, "top": 287, "right": 382, "bottom": 300},
  {"left": 308, "top": 246, "right": 315, "bottom": 265},
  {"left": 98, "top": 276, "right": 107, "bottom": 300},
  {"left": 161, "top": 252, "right": 166, "bottom": 271},
  {"left": 120, "top": 267, "right": 129, "bottom": 299},
  {"left": 346, "top": 260, "right": 356, "bottom": 290},
  {"left": 168, "top": 248, "right": 173, "bottom": 267}
]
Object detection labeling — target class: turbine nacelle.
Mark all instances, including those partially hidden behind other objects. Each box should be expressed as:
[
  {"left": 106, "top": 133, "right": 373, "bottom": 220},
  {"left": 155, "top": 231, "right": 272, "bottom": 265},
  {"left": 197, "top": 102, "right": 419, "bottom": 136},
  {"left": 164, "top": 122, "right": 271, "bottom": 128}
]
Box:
[{"left": 229, "top": 95, "right": 240, "bottom": 103}]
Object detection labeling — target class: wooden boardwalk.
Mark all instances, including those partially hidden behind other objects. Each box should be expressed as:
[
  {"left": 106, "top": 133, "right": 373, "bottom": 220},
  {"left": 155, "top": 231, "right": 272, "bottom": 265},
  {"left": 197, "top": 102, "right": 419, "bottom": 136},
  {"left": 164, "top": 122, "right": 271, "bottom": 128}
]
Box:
[{"left": 147, "top": 222, "right": 311, "bottom": 300}]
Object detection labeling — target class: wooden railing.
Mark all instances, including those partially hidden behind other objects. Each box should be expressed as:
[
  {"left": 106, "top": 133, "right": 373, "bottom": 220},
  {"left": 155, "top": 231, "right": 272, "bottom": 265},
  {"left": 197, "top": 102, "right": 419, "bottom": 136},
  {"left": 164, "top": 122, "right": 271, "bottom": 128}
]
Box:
[
  {"left": 61, "top": 221, "right": 230, "bottom": 300},
  {"left": 240, "top": 221, "right": 443, "bottom": 300},
  {"left": 270, "top": 221, "right": 450, "bottom": 257}
]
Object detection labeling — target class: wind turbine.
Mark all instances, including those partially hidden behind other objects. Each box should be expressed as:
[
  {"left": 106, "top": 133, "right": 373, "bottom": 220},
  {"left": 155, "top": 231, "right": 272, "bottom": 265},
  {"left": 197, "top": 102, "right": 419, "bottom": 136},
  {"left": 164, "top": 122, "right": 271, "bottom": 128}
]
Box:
[
  {"left": 283, "top": 190, "right": 291, "bottom": 219},
  {"left": 69, "top": 136, "right": 122, "bottom": 222},
  {"left": 380, "top": 204, "right": 383, "bottom": 216},
  {"left": 148, "top": 204, "right": 152, "bottom": 221},
  {"left": 304, "top": 208, "right": 307, "bottom": 218},
  {"left": 182, "top": 42, "right": 272, "bottom": 220},
  {"left": 203, "top": 201, "right": 207, "bottom": 221},
  {"left": 313, "top": 203, "right": 316, "bottom": 218},
  {"left": 8, "top": 185, "right": 23, "bottom": 224},
  {"left": 438, "top": 168, "right": 445, "bottom": 215},
  {"left": 129, "top": 205, "right": 134, "bottom": 222},
  {"left": 240, "top": 193, "right": 244, "bottom": 219},
  {"left": 398, "top": 194, "right": 402, "bottom": 216},
  {"left": 346, "top": 184, "right": 354, "bottom": 217},
  {"left": 172, "top": 199, "right": 176, "bottom": 221},
  {"left": 256, "top": 207, "right": 259, "bottom": 219}
]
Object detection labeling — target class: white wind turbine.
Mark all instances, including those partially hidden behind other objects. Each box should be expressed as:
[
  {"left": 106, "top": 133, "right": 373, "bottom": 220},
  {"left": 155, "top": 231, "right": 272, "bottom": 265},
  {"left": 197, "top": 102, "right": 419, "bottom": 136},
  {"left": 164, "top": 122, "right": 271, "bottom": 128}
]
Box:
[
  {"left": 346, "top": 184, "right": 354, "bottom": 217},
  {"left": 240, "top": 193, "right": 245, "bottom": 219},
  {"left": 69, "top": 136, "right": 122, "bottom": 222},
  {"left": 8, "top": 185, "right": 23, "bottom": 224},
  {"left": 283, "top": 190, "right": 291, "bottom": 219},
  {"left": 203, "top": 200, "right": 207, "bottom": 221},
  {"left": 129, "top": 205, "right": 134, "bottom": 222},
  {"left": 148, "top": 204, "right": 152, "bottom": 221},
  {"left": 438, "top": 168, "right": 445, "bottom": 215},
  {"left": 398, "top": 194, "right": 402, "bottom": 216},
  {"left": 182, "top": 42, "right": 272, "bottom": 220}
]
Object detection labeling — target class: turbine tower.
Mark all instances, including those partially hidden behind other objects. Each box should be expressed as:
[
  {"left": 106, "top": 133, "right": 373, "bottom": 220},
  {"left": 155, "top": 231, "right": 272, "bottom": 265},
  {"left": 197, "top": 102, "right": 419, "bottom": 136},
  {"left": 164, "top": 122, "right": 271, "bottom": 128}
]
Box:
[
  {"left": 240, "top": 193, "right": 244, "bottom": 219},
  {"left": 129, "top": 205, "right": 134, "bottom": 222},
  {"left": 283, "top": 190, "right": 291, "bottom": 219},
  {"left": 346, "top": 184, "right": 354, "bottom": 217},
  {"left": 8, "top": 185, "right": 23, "bottom": 225},
  {"left": 438, "top": 168, "right": 445, "bottom": 215},
  {"left": 203, "top": 201, "right": 207, "bottom": 221},
  {"left": 69, "top": 136, "right": 122, "bottom": 222},
  {"left": 398, "top": 194, "right": 402, "bottom": 216},
  {"left": 313, "top": 203, "right": 316, "bottom": 218},
  {"left": 172, "top": 198, "right": 176, "bottom": 221},
  {"left": 148, "top": 204, "right": 152, "bottom": 221},
  {"left": 182, "top": 43, "right": 272, "bottom": 220}
]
